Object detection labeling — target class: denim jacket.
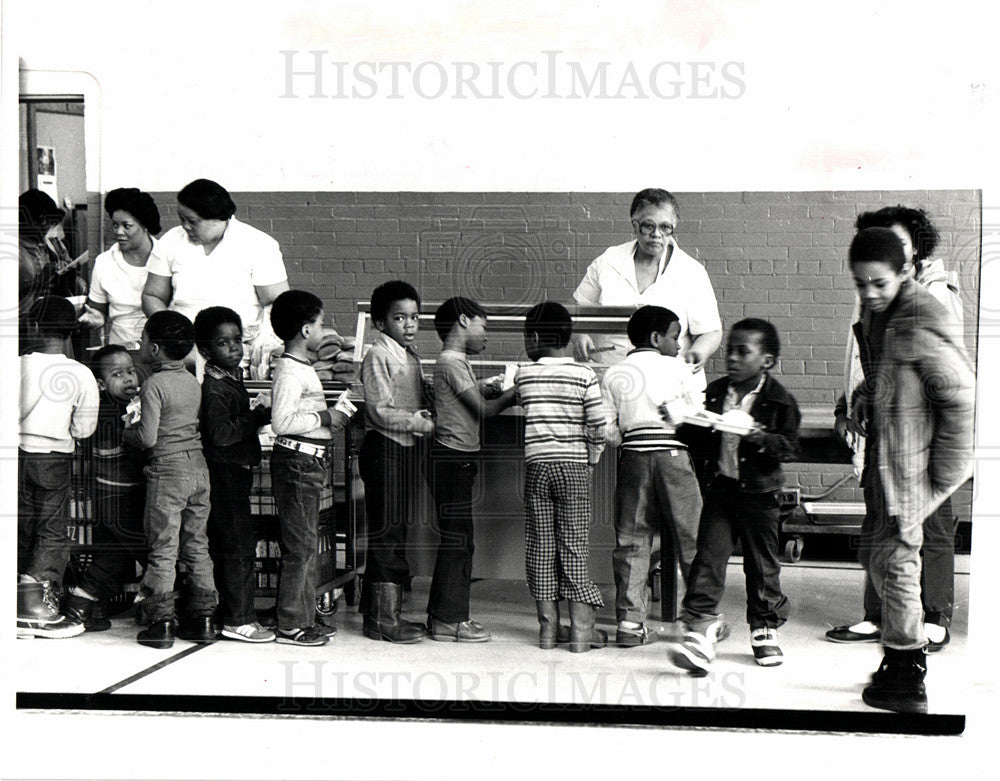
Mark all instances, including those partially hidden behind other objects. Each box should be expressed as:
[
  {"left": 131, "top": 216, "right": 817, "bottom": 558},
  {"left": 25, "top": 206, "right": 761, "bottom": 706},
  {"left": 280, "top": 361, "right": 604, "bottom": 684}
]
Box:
[{"left": 680, "top": 373, "right": 800, "bottom": 493}]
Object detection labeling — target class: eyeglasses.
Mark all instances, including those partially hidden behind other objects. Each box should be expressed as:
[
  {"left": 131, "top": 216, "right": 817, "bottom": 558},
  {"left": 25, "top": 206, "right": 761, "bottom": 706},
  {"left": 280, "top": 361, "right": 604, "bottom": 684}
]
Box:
[{"left": 632, "top": 219, "right": 675, "bottom": 237}]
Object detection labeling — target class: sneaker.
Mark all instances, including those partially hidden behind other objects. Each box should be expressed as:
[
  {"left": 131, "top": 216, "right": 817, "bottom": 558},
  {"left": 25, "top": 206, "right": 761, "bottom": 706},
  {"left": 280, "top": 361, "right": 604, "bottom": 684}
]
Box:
[
  {"left": 275, "top": 626, "right": 329, "bottom": 647},
  {"left": 616, "top": 622, "right": 650, "bottom": 648},
  {"left": 751, "top": 627, "right": 784, "bottom": 666},
  {"left": 826, "top": 621, "right": 881, "bottom": 643},
  {"left": 704, "top": 616, "right": 731, "bottom": 644},
  {"left": 312, "top": 622, "right": 338, "bottom": 638},
  {"left": 668, "top": 631, "right": 714, "bottom": 676},
  {"left": 222, "top": 622, "right": 276, "bottom": 643}
]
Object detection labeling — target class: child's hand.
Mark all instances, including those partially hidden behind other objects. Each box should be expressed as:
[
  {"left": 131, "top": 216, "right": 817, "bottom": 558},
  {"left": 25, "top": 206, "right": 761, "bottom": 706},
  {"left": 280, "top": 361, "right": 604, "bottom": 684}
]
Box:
[
  {"left": 742, "top": 425, "right": 766, "bottom": 445},
  {"left": 250, "top": 391, "right": 272, "bottom": 410},
  {"left": 328, "top": 409, "right": 349, "bottom": 431},
  {"left": 411, "top": 410, "right": 435, "bottom": 436}
]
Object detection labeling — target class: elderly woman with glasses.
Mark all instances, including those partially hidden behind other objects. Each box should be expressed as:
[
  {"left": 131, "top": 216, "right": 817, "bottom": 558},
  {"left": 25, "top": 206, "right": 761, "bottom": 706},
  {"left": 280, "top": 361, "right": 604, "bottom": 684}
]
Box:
[{"left": 573, "top": 188, "right": 722, "bottom": 388}]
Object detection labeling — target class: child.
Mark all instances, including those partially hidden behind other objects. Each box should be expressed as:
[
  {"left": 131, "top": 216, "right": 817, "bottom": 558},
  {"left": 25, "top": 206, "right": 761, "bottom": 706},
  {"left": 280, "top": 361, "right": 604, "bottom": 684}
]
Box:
[
  {"left": 123, "top": 311, "right": 218, "bottom": 649},
  {"left": 358, "top": 280, "right": 434, "bottom": 643},
  {"left": 62, "top": 345, "right": 148, "bottom": 632},
  {"left": 426, "top": 297, "right": 516, "bottom": 642},
  {"left": 515, "top": 302, "right": 606, "bottom": 653},
  {"left": 17, "top": 296, "right": 100, "bottom": 639},
  {"left": 846, "top": 228, "right": 973, "bottom": 713},
  {"left": 602, "top": 305, "right": 704, "bottom": 647},
  {"left": 669, "top": 318, "right": 800, "bottom": 674},
  {"left": 195, "top": 306, "right": 274, "bottom": 643},
  {"left": 269, "top": 290, "right": 349, "bottom": 647}
]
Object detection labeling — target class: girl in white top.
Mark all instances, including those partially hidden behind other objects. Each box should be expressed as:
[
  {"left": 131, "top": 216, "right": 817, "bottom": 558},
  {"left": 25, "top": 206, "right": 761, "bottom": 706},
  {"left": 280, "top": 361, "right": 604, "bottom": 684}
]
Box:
[{"left": 79, "top": 188, "right": 161, "bottom": 347}]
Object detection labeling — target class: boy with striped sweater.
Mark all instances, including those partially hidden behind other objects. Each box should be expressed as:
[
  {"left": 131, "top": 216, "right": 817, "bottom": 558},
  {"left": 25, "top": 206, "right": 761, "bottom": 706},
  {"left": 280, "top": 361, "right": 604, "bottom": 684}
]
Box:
[
  {"left": 602, "top": 306, "right": 704, "bottom": 647},
  {"left": 515, "top": 302, "right": 606, "bottom": 653}
]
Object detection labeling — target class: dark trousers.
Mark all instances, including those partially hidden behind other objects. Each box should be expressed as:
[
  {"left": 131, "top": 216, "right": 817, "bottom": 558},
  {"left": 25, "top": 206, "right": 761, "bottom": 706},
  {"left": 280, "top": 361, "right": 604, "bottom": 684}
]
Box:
[
  {"left": 358, "top": 432, "right": 426, "bottom": 597},
  {"left": 427, "top": 444, "right": 479, "bottom": 622},
  {"left": 17, "top": 451, "right": 73, "bottom": 584},
  {"left": 79, "top": 486, "right": 147, "bottom": 602},
  {"left": 681, "top": 477, "right": 789, "bottom": 630},
  {"left": 862, "top": 494, "right": 957, "bottom": 628},
  {"left": 207, "top": 462, "right": 257, "bottom": 626},
  {"left": 270, "top": 447, "right": 328, "bottom": 632}
]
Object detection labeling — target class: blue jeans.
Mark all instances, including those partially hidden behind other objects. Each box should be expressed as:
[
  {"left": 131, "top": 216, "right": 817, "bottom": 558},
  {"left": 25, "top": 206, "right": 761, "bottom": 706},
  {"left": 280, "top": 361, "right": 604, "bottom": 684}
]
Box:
[
  {"left": 859, "top": 462, "right": 925, "bottom": 650},
  {"left": 613, "top": 448, "right": 702, "bottom": 623},
  {"left": 139, "top": 450, "right": 215, "bottom": 598},
  {"left": 80, "top": 486, "right": 147, "bottom": 601},
  {"left": 681, "top": 477, "right": 789, "bottom": 630},
  {"left": 17, "top": 450, "right": 73, "bottom": 584},
  {"left": 270, "top": 447, "right": 328, "bottom": 631}
]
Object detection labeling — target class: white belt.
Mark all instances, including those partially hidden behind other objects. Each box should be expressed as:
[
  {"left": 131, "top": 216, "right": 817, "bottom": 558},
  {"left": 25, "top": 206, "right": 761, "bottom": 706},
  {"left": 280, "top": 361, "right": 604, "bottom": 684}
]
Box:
[{"left": 273, "top": 436, "right": 332, "bottom": 458}]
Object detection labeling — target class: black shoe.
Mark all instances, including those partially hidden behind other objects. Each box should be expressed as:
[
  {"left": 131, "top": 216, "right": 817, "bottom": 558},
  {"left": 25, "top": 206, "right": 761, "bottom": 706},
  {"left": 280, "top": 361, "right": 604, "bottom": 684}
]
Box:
[
  {"left": 175, "top": 616, "right": 220, "bottom": 644},
  {"left": 926, "top": 627, "right": 950, "bottom": 654},
  {"left": 62, "top": 593, "right": 112, "bottom": 633},
  {"left": 861, "top": 648, "right": 928, "bottom": 714},
  {"left": 616, "top": 623, "right": 650, "bottom": 648},
  {"left": 825, "top": 621, "right": 881, "bottom": 643},
  {"left": 137, "top": 620, "right": 175, "bottom": 649}
]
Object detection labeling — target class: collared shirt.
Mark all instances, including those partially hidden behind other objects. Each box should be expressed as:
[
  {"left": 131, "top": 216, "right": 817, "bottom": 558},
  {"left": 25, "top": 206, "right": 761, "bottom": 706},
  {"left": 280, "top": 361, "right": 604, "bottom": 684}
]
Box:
[
  {"left": 88, "top": 238, "right": 161, "bottom": 346},
  {"left": 270, "top": 354, "right": 333, "bottom": 441},
  {"left": 200, "top": 361, "right": 267, "bottom": 466},
  {"left": 121, "top": 360, "right": 203, "bottom": 460},
  {"left": 602, "top": 349, "right": 700, "bottom": 451},
  {"left": 717, "top": 373, "right": 766, "bottom": 479},
  {"left": 150, "top": 217, "right": 287, "bottom": 327},
  {"left": 573, "top": 239, "right": 722, "bottom": 381},
  {"left": 515, "top": 357, "right": 605, "bottom": 465},
  {"left": 361, "top": 332, "right": 429, "bottom": 448},
  {"left": 19, "top": 352, "right": 100, "bottom": 454},
  {"left": 433, "top": 349, "right": 480, "bottom": 452}
]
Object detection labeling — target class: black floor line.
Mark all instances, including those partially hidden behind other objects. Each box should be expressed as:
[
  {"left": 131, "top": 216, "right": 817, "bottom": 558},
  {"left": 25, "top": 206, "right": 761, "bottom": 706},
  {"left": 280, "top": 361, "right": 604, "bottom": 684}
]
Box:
[{"left": 98, "top": 643, "right": 210, "bottom": 694}]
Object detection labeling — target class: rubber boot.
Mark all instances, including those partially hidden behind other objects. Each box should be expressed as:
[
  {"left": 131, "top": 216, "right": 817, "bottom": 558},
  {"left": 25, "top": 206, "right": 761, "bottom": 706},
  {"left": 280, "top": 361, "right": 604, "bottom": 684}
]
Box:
[
  {"left": 176, "top": 588, "right": 220, "bottom": 644},
  {"left": 137, "top": 592, "right": 176, "bottom": 649},
  {"left": 362, "top": 582, "right": 427, "bottom": 643},
  {"left": 569, "top": 601, "right": 609, "bottom": 653},
  {"left": 62, "top": 592, "right": 112, "bottom": 632},
  {"left": 862, "top": 647, "right": 928, "bottom": 714},
  {"left": 537, "top": 600, "right": 559, "bottom": 649},
  {"left": 17, "top": 581, "right": 84, "bottom": 639}
]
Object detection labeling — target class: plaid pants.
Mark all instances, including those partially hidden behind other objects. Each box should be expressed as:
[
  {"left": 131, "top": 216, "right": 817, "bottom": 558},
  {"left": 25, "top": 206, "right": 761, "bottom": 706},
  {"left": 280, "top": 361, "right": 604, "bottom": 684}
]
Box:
[{"left": 524, "top": 461, "right": 603, "bottom": 607}]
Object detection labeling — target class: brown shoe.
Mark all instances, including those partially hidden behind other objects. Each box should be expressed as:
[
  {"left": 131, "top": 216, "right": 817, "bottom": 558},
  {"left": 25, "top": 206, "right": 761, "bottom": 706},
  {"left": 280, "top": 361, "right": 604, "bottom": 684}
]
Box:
[{"left": 428, "top": 617, "right": 491, "bottom": 643}]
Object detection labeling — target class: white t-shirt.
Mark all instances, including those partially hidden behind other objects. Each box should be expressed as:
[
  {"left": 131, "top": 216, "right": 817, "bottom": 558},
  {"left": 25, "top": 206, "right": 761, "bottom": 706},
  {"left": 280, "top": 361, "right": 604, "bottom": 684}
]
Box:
[
  {"left": 88, "top": 239, "right": 160, "bottom": 346},
  {"left": 574, "top": 239, "right": 722, "bottom": 385},
  {"left": 149, "top": 217, "right": 288, "bottom": 326},
  {"left": 19, "top": 352, "right": 100, "bottom": 453}
]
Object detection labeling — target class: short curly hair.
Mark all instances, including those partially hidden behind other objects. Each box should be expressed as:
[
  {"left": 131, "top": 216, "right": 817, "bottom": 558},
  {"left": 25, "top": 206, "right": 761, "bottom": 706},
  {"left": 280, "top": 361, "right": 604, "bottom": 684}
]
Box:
[
  {"left": 144, "top": 311, "right": 195, "bottom": 360},
  {"left": 730, "top": 317, "right": 781, "bottom": 359},
  {"left": 629, "top": 188, "right": 680, "bottom": 219},
  {"left": 105, "top": 188, "right": 162, "bottom": 234},
  {"left": 177, "top": 179, "right": 237, "bottom": 221},
  {"left": 855, "top": 205, "right": 939, "bottom": 262},
  {"left": 194, "top": 306, "right": 243, "bottom": 351},
  {"left": 370, "top": 280, "right": 421, "bottom": 325}
]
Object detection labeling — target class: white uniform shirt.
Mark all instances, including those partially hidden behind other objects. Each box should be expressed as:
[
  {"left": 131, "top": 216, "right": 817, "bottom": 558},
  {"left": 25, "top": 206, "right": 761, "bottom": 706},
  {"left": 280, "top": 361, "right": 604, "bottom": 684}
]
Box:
[
  {"left": 88, "top": 239, "right": 160, "bottom": 346},
  {"left": 150, "top": 217, "right": 287, "bottom": 327}
]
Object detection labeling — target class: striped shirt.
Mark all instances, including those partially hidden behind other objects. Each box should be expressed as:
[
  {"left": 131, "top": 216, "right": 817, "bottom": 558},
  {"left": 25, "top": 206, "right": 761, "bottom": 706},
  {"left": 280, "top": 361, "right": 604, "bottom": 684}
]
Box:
[
  {"left": 92, "top": 392, "right": 145, "bottom": 489},
  {"left": 603, "top": 349, "right": 699, "bottom": 451},
  {"left": 515, "top": 357, "right": 605, "bottom": 465}
]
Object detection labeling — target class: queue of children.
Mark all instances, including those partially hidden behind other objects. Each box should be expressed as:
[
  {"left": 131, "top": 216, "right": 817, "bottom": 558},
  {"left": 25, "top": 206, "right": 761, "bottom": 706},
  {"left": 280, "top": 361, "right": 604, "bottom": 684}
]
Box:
[{"left": 16, "top": 198, "right": 974, "bottom": 716}]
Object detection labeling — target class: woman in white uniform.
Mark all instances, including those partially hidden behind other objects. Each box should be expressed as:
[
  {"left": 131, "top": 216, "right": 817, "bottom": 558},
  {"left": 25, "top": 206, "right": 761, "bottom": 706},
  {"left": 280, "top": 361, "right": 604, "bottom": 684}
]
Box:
[{"left": 573, "top": 188, "right": 722, "bottom": 389}]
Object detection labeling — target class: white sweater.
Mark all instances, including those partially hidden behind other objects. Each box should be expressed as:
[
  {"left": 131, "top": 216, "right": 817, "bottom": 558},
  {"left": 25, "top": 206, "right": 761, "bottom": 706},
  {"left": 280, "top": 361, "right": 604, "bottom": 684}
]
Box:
[{"left": 19, "top": 352, "right": 100, "bottom": 453}]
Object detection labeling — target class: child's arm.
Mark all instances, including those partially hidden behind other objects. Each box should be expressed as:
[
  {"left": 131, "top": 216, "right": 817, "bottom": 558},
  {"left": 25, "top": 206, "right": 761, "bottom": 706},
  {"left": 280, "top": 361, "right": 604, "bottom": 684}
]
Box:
[
  {"left": 599, "top": 379, "right": 623, "bottom": 446},
  {"left": 583, "top": 372, "right": 606, "bottom": 464},
  {"left": 70, "top": 370, "right": 101, "bottom": 441},
  {"left": 455, "top": 385, "right": 517, "bottom": 419},
  {"left": 201, "top": 386, "right": 268, "bottom": 448},
  {"left": 271, "top": 372, "right": 328, "bottom": 435},
  {"left": 743, "top": 397, "right": 801, "bottom": 462},
  {"left": 122, "top": 380, "right": 161, "bottom": 451}
]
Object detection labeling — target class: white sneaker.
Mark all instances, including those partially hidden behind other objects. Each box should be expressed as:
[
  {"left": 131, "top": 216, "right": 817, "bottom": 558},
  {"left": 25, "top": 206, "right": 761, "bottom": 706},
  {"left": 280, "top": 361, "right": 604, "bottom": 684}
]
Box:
[
  {"left": 222, "top": 622, "right": 276, "bottom": 643},
  {"left": 750, "top": 627, "right": 784, "bottom": 667}
]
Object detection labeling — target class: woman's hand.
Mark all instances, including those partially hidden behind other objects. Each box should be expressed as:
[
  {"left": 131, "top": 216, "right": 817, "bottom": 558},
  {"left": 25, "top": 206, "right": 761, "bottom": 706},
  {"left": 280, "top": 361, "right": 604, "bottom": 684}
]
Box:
[
  {"left": 574, "top": 333, "right": 596, "bottom": 362},
  {"left": 77, "top": 304, "right": 106, "bottom": 329}
]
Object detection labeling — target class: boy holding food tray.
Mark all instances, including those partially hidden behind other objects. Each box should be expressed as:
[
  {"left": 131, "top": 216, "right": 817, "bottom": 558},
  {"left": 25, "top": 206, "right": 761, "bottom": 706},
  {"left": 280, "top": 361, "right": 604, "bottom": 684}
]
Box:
[{"left": 669, "top": 318, "right": 801, "bottom": 674}]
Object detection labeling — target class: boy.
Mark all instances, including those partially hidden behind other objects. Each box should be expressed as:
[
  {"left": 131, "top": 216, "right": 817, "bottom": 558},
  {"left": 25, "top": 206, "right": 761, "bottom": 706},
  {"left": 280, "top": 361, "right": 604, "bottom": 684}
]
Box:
[
  {"left": 62, "top": 345, "right": 148, "bottom": 632},
  {"left": 123, "top": 311, "right": 218, "bottom": 649},
  {"left": 18, "top": 296, "right": 100, "bottom": 639},
  {"left": 195, "top": 306, "right": 274, "bottom": 643},
  {"left": 426, "top": 297, "right": 516, "bottom": 642},
  {"left": 269, "top": 290, "right": 349, "bottom": 646},
  {"left": 669, "top": 318, "right": 800, "bottom": 674},
  {"left": 602, "top": 305, "right": 704, "bottom": 647},
  {"left": 358, "top": 280, "right": 434, "bottom": 643},
  {"left": 515, "top": 302, "right": 606, "bottom": 653}
]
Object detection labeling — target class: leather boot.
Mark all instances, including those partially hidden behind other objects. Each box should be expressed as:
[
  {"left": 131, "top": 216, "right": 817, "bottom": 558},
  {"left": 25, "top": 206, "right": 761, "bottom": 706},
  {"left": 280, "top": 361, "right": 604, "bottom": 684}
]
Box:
[
  {"left": 536, "top": 600, "right": 559, "bottom": 649},
  {"left": 137, "top": 620, "right": 175, "bottom": 649},
  {"left": 862, "top": 647, "right": 928, "bottom": 714},
  {"left": 17, "top": 581, "right": 84, "bottom": 639},
  {"left": 568, "top": 601, "right": 608, "bottom": 653},
  {"left": 363, "top": 582, "right": 427, "bottom": 643},
  {"left": 555, "top": 600, "right": 570, "bottom": 644},
  {"left": 62, "top": 592, "right": 112, "bottom": 632}
]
